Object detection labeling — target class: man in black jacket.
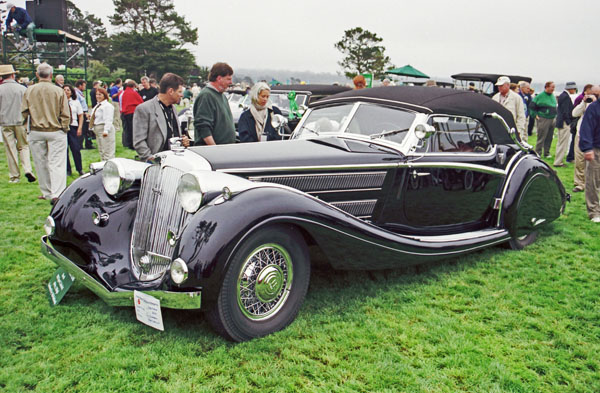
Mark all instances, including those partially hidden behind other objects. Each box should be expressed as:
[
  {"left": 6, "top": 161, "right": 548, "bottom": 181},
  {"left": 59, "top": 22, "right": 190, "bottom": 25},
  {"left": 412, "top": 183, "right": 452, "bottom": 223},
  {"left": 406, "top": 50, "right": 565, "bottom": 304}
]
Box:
[{"left": 554, "top": 82, "right": 577, "bottom": 167}]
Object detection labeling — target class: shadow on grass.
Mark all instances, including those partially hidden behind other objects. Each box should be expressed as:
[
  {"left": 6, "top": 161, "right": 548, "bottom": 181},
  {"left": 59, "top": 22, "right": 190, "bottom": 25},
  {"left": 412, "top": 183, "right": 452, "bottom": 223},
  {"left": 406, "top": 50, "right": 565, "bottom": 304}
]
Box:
[{"left": 50, "top": 223, "right": 560, "bottom": 348}]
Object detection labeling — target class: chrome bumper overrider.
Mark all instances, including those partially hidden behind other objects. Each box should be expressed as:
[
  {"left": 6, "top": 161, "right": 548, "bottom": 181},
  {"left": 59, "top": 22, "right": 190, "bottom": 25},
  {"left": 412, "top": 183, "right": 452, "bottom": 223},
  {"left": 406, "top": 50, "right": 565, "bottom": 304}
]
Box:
[{"left": 41, "top": 236, "right": 201, "bottom": 309}]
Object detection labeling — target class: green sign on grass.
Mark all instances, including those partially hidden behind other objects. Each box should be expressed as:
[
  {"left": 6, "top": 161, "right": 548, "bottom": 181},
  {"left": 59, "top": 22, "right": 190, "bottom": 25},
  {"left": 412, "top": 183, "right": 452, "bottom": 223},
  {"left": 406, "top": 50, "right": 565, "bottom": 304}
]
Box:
[{"left": 46, "top": 267, "right": 75, "bottom": 306}]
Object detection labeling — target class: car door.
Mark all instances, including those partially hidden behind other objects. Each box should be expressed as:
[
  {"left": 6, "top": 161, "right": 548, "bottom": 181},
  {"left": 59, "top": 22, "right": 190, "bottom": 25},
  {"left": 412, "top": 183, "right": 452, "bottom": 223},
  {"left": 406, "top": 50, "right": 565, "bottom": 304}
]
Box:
[{"left": 378, "top": 115, "right": 506, "bottom": 234}]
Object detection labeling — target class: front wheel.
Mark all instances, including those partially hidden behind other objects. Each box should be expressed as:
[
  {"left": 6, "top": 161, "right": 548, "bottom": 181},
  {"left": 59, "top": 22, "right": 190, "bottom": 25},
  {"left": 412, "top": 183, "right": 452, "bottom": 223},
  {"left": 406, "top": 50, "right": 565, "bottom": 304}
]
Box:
[
  {"left": 207, "top": 224, "right": 310, "bottom": 342},
  {"left": 507, "top": 231, "right": 538, "bottom": 250}
]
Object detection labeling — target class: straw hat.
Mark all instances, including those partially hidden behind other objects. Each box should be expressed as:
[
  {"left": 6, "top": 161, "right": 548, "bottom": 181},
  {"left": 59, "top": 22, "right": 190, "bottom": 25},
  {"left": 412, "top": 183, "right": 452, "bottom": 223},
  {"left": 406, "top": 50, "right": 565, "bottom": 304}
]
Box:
[{"left": 0, "top": 64, "right": 17, "bottom": 76}]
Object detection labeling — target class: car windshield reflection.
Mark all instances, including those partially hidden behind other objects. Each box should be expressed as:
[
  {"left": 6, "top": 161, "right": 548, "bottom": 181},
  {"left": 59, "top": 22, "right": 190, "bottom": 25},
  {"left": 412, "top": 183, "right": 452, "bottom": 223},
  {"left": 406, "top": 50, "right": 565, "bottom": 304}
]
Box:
[{"left": 294, "top": 103, "right": 416, "bottom": 145}]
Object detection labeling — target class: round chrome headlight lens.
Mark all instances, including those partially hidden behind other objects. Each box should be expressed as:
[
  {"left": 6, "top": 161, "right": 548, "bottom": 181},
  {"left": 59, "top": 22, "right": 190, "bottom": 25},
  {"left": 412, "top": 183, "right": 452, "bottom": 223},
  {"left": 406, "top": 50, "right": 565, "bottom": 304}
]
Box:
[
  {"left": 102, "top": 160, "right": 123, "bottom": 196},
  {"left": 171, "top": 258, "right": 188, "bottom": 285},
  {"left": 177, "top": 173, "right": 203, "bottom": 213},
  {"left": 44, "top": 216, "right": 55, "bottom": 236}
]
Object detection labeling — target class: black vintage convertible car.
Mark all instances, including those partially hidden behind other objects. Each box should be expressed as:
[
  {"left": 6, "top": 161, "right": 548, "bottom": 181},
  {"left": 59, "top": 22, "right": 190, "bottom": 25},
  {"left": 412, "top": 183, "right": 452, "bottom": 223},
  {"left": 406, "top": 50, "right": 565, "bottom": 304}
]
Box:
[{"left": 41, "top": 86, "right": 567, "bottom": 341}]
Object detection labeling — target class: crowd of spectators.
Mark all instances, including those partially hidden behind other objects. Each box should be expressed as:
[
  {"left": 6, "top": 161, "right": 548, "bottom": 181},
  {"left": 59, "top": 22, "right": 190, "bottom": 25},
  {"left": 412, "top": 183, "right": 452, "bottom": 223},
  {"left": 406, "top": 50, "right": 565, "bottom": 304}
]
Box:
[{"left": 1, "top": 60, "right": 600, "bottom": 222}]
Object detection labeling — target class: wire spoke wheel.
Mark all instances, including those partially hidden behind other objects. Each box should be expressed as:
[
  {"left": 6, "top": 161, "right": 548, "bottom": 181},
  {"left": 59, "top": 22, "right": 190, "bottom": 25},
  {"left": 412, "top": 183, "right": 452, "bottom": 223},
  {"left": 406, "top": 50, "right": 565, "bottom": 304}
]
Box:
[
  {"left": 237, "top": 244, "right": 293, "bottom": 320},
  {"left": 208, "top": 225, "right": 310, "bottom": 342}
]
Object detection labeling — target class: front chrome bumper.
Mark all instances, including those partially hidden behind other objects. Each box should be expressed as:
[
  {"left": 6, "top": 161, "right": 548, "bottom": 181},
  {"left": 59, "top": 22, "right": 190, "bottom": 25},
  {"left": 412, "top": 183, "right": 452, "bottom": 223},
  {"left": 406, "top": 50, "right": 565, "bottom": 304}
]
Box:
[{"left": 41, "top": 236, "right": 201, "bottom": 309}]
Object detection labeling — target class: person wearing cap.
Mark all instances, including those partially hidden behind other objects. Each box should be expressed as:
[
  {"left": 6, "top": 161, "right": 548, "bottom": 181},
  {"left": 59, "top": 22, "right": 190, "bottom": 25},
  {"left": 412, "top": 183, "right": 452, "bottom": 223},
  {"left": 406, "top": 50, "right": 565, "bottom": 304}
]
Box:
[
  {"left": 0, "top": 64, "right": 35, "bottom": 184},
  {"left": 492, "top": 76, "right": 527, "bottom": 142},
  {"left": 553, "top": 82, "right": 577, "bottom": 167},
  {"left": 5, "top": 3, "right": 35, "bottom": 49},
  {"left": 530, "top": 81, "right": 557, "bottom": 158},
  {"left": 21, "top": 62, "right": 70, "bottom": 204},
  {"left": 381, "top": 78, "right": 391, "bottom": 87}
]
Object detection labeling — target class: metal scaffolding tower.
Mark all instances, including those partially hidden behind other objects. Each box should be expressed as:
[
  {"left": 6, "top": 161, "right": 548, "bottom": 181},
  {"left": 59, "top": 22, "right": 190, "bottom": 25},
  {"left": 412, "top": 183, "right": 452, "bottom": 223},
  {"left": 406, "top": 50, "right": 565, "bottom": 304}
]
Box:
[{"left": 2, "top": 28, "right": 87, "bottom": 82}]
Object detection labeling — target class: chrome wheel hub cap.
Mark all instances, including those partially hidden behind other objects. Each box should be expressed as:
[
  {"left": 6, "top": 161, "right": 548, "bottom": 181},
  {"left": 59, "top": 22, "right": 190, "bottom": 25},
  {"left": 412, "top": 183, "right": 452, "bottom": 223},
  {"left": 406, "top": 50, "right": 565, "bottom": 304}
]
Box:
[
  {"left": 237, "top": 244, "right": 293, "bottom": 320},
  {"left": 255, "top": 265, "right": 284, "bottom": 303}
]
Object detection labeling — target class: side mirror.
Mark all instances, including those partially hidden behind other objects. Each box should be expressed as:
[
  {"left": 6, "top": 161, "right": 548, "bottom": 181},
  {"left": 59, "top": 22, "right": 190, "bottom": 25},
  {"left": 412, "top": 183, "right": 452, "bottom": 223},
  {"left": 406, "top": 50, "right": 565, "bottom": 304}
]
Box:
[
  {"left": 414, "top": 124, "right": 434, "bottom": 140},
  {"left": 271, "top": 114, "right": 288, "bottom": 129}
]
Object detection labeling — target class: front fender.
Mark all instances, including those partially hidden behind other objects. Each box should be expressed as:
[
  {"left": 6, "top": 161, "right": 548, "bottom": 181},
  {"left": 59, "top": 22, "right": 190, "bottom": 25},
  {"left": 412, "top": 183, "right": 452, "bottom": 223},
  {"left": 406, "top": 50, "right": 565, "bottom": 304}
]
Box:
[
  {"left": 500, "top": 155, "right": 567, "bottom": 237},
  {"left": 175, "top": 186, "right": 335, "bottom": 303}
]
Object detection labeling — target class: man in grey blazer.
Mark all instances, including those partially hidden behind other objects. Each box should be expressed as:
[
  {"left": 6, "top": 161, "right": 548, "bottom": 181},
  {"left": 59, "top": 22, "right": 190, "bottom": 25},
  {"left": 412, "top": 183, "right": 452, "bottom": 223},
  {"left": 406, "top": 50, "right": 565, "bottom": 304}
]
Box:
[{"left": 133, "top": 73, "right": 190, "bottom": 162}]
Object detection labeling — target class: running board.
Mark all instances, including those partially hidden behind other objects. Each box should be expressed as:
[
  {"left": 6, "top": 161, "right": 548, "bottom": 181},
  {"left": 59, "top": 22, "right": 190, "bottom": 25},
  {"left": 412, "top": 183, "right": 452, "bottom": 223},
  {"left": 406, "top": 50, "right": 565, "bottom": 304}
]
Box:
[{"left": 402, "top": 228, "right": 509, "bottom": 244}]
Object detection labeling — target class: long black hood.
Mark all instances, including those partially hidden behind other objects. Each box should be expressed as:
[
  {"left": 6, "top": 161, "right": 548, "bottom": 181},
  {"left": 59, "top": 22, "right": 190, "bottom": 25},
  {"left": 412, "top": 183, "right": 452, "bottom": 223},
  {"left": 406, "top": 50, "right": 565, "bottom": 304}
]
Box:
[{"left": 188, "top": 138, "right": 404, "bottom": 173}]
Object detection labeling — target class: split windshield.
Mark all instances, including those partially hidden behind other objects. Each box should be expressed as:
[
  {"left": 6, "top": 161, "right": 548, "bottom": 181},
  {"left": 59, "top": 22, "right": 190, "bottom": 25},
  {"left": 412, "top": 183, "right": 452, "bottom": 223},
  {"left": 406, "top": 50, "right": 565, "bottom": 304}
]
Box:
[{"left": 295, "top": 102, "right": 416, "bottom": 145}]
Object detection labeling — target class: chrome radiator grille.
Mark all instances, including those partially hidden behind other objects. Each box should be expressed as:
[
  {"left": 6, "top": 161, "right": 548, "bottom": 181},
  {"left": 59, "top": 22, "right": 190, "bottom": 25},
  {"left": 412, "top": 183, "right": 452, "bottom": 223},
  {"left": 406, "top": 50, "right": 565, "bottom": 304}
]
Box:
[
  {"left": 131, "top": 165, "right": 190, "bottom": 281},
  {"left": 248, "top": 172, "right": 387, "bottom": 193}
]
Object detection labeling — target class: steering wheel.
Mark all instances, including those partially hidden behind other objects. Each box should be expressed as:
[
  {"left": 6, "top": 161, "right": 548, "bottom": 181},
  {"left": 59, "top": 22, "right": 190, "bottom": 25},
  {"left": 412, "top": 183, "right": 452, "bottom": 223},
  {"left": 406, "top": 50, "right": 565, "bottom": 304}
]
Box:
[{"left": 471, "top": 130, "right": 489, "bottom": 151}]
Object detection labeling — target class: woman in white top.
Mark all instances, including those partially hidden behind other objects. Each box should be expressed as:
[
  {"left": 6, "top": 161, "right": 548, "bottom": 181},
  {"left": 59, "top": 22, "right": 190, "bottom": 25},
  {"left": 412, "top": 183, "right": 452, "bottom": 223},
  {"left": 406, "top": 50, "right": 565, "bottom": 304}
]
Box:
[
  {"left": 63, "top": 84, "right": 84, "bottom": 176},
  {"left": 89, "top": 87, "right": 115, "bottom": 160}
]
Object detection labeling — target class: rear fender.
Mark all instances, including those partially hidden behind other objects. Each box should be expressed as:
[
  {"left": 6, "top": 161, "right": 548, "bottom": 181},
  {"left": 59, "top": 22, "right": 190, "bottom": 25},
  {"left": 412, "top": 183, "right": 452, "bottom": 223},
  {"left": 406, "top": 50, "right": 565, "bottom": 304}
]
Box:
[{"left": 500, "top": 155, "right": 566, "bottom": 237}]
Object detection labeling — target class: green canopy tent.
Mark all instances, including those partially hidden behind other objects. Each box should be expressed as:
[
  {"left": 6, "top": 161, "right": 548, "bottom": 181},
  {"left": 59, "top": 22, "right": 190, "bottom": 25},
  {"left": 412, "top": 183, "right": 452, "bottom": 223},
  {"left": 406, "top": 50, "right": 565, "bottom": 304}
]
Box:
[{"left": 386, "top": 65, "right": 429, "bottom": 79}]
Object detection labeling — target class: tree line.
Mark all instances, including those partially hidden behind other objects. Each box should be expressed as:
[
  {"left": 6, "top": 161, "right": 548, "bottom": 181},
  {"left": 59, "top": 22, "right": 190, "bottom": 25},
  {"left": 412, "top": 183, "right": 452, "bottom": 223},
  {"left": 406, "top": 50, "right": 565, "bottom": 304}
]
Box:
[{"left": 66, "top": 1, "right": 392, "bottom": 84}]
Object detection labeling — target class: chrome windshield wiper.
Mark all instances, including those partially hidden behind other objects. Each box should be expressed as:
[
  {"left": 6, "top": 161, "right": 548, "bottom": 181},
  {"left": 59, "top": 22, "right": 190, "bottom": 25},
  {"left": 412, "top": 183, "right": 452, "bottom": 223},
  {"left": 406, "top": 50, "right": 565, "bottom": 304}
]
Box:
[
  {"left": 369, "top": 128, "right": 409, "bottom": 139},
  {"left": 300, "top": 126, "right": 320, "bottom": 136}
]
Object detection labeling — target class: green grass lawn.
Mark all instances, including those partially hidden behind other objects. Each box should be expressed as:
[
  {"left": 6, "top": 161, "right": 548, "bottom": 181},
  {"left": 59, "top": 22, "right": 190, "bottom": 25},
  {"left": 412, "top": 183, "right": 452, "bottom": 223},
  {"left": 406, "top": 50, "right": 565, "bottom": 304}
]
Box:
[{"left": 0, "top": 130, "right": 599, "bottom": 392}]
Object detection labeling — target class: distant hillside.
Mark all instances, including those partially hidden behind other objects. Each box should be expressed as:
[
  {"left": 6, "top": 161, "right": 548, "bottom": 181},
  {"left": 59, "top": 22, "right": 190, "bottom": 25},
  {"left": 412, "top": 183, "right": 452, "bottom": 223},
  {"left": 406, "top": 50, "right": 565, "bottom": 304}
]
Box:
[{"left": 233, "top": 68, "right": 349, "bottom": 85}]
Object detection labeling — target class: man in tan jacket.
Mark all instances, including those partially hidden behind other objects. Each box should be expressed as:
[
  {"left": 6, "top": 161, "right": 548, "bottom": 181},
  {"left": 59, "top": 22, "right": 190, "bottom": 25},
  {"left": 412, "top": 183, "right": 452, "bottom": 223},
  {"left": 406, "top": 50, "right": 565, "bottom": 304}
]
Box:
[
  {"left": 493, "top": 76, "right": 527, "bottom": 142},
  {"left": 21, "top": 62, "right": 70, "bottom": 203}
]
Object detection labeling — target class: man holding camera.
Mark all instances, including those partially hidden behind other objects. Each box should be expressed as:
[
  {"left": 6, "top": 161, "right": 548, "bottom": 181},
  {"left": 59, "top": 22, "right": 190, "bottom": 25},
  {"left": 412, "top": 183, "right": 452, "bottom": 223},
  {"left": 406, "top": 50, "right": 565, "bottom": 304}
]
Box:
[{"left": 579, "top": 85, "right": 600, "bottom": 223}]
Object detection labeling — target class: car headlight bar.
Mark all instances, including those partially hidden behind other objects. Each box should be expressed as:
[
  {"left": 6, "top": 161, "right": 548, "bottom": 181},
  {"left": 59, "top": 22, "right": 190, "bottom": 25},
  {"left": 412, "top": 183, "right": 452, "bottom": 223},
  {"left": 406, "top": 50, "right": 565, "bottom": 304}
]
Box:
[{"left": 102, "top": 158, "right": 150, "bottom": 196}]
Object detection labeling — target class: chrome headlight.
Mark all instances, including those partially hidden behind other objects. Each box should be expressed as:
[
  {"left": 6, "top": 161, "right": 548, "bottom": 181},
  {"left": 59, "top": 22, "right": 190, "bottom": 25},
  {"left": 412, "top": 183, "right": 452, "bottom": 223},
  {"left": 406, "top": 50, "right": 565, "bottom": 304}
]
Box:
[
  {"left": 102, "top": 158, "right": 149, "bottom": 196},
  {"left": 177, "top": 173, "right": 203, "bottom": 213},
  {"left": 171, "top": 258, "right": 188, "bottom": 285}
]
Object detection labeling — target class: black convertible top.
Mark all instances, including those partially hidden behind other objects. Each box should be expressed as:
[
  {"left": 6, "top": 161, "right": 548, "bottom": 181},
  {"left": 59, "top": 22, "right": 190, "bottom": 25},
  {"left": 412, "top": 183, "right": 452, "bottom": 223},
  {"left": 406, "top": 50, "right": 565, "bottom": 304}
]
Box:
[
  {"left": 451, "top": 73, "right": 532, "bottom": 84},
  {"left": 311, "top": 86, "right": 518, "bottom": 145},
  {"left": 271, "top": 84, "right": 351, "bottom": 96}
]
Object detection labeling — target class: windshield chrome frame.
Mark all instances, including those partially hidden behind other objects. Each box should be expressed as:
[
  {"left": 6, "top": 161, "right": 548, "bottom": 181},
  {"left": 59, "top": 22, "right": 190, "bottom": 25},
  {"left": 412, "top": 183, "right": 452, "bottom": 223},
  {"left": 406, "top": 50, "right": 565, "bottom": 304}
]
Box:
[{"left": 292, "top": 101, "right": 424, "bottom": 155}]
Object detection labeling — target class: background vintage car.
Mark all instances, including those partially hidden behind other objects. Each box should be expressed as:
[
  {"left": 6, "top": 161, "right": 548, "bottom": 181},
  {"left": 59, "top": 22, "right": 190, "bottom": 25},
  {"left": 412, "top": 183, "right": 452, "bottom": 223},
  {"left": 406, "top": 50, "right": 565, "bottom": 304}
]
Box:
[{"left": 42, "top": 86, "right": 567, "bottom": 341}]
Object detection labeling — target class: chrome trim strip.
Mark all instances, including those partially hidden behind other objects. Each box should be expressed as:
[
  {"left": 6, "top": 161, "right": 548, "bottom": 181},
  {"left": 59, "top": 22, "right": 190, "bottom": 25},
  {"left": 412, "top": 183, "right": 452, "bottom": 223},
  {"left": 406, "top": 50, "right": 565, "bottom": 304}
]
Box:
[
  {"left": 242, "top": 216, "right": 510, "bottom": 257},
  {"left": 309, "top": 187, "right": 382, "bottom": 195},
  {"left": 248, "top": 171, "right": 387, "bottom": 180},
  {"left": 402, "top": 228, "right": 507, "bottom": 243},
  {"left": 41, "top": 236, "right": 201, "bottom": 309},
  {"left": 221, "top": 162, "right": 400, "bottom": 174},
  {"left": 413, "top": 144, "right": 498, "bottom": 158},
  {"left": 405, "top": 162, "right": 506, "bottom": 176},
  {"left": 486, "top": 112, "right": 533, "bottom": 152}
]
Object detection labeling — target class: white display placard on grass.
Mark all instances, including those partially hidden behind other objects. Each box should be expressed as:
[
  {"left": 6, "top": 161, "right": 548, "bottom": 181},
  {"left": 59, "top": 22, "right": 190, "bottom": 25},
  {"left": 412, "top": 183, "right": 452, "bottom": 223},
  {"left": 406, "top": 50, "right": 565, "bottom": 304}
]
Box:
[{"left": 133, "top": 291, "right": 164, "bottom": 331}]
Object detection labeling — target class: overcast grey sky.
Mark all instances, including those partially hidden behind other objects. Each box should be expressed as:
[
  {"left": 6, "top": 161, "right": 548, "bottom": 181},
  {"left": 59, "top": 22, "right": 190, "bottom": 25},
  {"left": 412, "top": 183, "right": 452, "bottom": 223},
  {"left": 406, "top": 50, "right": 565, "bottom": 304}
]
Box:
[{"left": 14, "top": 0, "right": 600, "bottom": 85}]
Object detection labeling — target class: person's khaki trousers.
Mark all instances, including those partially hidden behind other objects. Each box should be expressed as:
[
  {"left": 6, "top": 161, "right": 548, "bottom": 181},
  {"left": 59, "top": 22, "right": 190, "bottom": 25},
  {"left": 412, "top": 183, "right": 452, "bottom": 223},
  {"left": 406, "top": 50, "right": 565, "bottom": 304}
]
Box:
[
  {"left": 29, "top": 130, "right": 67, "bottom": 199},
  {"left": 574, "top": 130, "right": 585, "bottom": 189},
  {"left": 111, "top": 101, "right": 122, "bottom": 131},
  {"left": 585, "top": 148, "right": 600, "bottom": 219},
  {"left": 535, "top": 117, "right": 555, "bottom": 157},
  {"left": 553, "top": 124, "right": 571, "bottom": 166},
  {"left": 1, "top": 125, "right": 33, "bottom": 181},
  {"left": 93, "top": 124, "right": 115, "bottom": 161}
]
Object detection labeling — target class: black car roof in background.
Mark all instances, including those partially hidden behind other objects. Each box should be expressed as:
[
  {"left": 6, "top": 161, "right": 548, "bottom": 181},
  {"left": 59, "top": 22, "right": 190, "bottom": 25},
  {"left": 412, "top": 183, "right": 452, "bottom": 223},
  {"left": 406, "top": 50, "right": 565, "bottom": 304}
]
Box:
[
  {"left": 270, "top": 84, "right": 351, "bottom": 96},
  {"left": 310, "top": 86, "right": 517, "bottom": 145},
  {"left": 227, "top": 89, "right": 247, "bottom": 95},
  {"left": 451, "top": 73, "right": 533, "bottom": 84}
]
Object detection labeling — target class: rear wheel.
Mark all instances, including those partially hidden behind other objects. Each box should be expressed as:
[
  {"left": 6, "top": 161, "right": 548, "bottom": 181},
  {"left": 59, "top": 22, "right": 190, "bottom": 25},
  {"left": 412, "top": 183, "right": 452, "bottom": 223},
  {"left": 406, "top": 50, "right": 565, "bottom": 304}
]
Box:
[
  {"left": 207, "top": 225, "right": 310, "bottom": 342},
  {"left": 507, "top": 231, "right": 538, "bottom": 250}
]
